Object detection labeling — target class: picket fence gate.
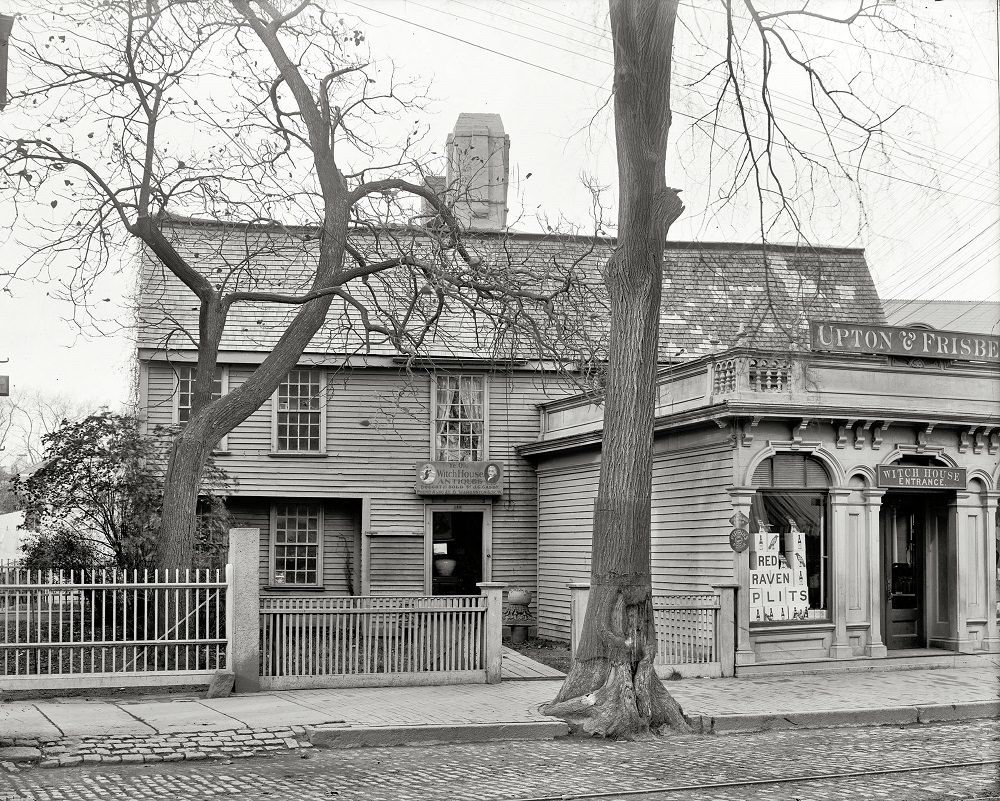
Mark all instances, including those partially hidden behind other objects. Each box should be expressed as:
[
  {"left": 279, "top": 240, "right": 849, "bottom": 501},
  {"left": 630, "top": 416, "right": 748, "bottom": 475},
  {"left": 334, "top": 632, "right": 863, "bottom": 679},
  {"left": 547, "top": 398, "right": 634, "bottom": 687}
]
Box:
[{"left": 258, "top": 594, "right": 493, "bottom": 690}]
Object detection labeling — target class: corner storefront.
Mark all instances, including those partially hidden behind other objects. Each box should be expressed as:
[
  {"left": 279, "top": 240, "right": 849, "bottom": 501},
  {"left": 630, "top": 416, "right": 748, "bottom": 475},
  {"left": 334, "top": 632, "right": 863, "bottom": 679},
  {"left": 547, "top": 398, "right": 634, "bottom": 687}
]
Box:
[{"left": 526, "top": 321, "right": 999, "bottom": 667}]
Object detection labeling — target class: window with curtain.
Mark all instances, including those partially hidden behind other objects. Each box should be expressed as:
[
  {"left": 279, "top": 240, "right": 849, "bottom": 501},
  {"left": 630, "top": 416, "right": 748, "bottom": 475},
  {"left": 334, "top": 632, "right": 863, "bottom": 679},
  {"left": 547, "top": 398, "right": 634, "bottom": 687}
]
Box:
[
  {"left": 749, "top": 454, "right": 830, "bottom": 625},
  {"left": 434, "top": 375, "right": 486, "bottom": 461}
]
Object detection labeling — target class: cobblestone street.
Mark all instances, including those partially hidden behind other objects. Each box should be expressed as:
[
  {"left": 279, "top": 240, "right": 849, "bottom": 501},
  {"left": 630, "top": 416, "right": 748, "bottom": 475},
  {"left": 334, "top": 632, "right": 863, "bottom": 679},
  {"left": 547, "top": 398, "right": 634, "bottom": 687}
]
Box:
[{"left": 1, "top": 719, "right": 996, "bottom": 801}]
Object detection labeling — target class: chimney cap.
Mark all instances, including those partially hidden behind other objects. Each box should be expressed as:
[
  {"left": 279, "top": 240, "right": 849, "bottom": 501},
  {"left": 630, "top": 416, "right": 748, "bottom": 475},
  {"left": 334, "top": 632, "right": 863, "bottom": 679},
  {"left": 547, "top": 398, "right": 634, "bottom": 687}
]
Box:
[{"left": 452, "top": 112, "right": 505, "bottom": 136}]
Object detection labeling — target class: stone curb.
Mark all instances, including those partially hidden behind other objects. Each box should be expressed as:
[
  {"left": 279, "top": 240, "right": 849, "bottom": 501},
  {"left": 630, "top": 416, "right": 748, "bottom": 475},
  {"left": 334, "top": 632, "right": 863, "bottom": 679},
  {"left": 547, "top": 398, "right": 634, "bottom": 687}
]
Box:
[
  {"left": 307, "top": 721, "right": 570, "bottom": 748},
  {"left": 697, "top": 701, "right": 999, "bottom": 734}
]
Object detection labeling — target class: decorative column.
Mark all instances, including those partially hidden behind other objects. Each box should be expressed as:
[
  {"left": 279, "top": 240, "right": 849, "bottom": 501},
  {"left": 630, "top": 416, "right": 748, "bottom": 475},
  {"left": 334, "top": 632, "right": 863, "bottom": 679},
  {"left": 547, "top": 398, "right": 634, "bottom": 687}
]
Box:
[
  {"left": 948, "top": 493, "right": 973, "bottom": 652},
  {"left": 863, "top": 488, "right": 888, "bottom": 658},
  {"left": 568, "top": 582, "right": 591, "bottom": 662},
  {"left": 727, "top": 487, "right": 757, "bottom": 667},
  {"left": 829, "top": 488, "right": 853, "bottom": 658},
  {"left": 227, "top": 528, "right": 261, "bottom": 693},
  {"left": 984, "top": 491, "right": 999, "bottom": 653},
  {"left": 477, "top": 582, "right": 507, "bottom": 683}
]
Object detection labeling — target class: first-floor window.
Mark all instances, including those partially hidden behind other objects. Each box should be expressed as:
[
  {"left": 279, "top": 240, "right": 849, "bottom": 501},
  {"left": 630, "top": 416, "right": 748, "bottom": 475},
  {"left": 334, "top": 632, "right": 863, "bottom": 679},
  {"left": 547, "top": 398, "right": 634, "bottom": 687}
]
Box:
[
  {"left": 749, "top": 454, "right": 830, "bottom": 625},
  {"left": 272, "top": 503, "right": 322, "bottom": 586}
]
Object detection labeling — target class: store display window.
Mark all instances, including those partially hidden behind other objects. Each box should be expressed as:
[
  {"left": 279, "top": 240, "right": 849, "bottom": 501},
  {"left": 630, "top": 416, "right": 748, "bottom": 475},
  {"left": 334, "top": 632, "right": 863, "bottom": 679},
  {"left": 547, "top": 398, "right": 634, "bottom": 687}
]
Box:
[{"left": 749, "top": 454, "right": 831, "bottom": 625}]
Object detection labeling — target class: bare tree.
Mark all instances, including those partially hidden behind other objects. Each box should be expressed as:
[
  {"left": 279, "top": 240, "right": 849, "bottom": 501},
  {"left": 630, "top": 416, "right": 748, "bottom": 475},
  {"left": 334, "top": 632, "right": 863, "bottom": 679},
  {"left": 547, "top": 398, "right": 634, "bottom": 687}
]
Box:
[
  {"left": 1, "top": 1, "right": 584, "bottom": 567},
  {"left": 541, "top": 0, "right": 938, "bottom": 738},
  {"left": 0, "top": 388, "right": 94, "bottom": 469}
]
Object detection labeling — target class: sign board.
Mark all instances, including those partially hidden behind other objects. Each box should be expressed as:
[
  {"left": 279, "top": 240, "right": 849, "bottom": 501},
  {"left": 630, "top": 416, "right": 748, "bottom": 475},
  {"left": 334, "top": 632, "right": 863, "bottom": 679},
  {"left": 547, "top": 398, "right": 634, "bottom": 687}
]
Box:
[
  {"left": 0, "top": 375, "right": 7, "bottom": 396},
  {"left": 729, "top": 511, "right": 749, "bottom": 529},
  {"left": 810, "top": 320, "right": 1000, "bottom": 363},
  {"left": 729, "top": 529, "right": 750, "bottom": 553},
  {"left": 877, "top": 465, "right": 966, "bottom": 490},
  {"left": 414, "top": 461, "right": 504, "bottom": 495}
]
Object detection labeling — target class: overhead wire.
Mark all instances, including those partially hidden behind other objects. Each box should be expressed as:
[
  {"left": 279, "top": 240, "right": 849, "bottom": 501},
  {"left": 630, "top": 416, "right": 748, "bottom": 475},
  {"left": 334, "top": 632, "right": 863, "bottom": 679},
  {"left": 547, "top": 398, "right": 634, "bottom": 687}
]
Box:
[{"left": 344, "top": 0, "right": 998, "bottom": 205}]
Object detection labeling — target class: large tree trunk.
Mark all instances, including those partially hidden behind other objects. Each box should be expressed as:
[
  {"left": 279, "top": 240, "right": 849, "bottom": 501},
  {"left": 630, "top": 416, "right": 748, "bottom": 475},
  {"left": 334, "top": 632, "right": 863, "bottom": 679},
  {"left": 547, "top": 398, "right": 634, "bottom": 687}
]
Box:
[{"left": 542, "top": 0, "right": 687, "bottom": 739}]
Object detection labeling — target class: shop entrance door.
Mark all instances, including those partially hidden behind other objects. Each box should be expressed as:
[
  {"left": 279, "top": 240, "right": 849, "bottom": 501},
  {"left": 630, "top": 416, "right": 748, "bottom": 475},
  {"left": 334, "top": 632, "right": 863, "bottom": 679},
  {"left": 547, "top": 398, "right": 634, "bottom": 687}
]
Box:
[
  {"left": 428, "top": 509, "right": 490, "bottom": 596},
  {"left": 880, "top": 494, "right": 950, "bottom": 650}
]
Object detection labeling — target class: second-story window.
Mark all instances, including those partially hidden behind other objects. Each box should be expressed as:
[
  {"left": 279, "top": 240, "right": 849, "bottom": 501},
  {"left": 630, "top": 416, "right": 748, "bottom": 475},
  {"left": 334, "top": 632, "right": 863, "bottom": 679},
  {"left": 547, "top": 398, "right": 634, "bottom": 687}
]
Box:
[
  {"left": 274, "top": 369, "right": 325, "bottom": 453},
  {"left": 177, "top": 365, "right": 224, "bottom": 424},
  {"left": 434, "top": 375, "right": 486, "bottom": 461}
]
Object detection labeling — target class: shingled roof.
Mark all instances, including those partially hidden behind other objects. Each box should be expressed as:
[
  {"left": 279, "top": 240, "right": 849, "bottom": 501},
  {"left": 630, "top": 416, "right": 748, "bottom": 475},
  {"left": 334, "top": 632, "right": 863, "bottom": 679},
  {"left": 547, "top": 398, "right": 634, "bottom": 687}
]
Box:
[{"left": 137, "top": 217, "right": 884, "bottom": 364}]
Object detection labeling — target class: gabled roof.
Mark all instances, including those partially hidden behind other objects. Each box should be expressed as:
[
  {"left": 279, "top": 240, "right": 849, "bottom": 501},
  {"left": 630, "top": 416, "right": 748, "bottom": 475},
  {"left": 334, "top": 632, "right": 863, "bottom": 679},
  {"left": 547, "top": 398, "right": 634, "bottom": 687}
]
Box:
[
  {"left": 137, "top": 217, "right": 884, "bottom": 364},
  {"left": 883, "top": 299, "right": 999, "bottom": 336}
]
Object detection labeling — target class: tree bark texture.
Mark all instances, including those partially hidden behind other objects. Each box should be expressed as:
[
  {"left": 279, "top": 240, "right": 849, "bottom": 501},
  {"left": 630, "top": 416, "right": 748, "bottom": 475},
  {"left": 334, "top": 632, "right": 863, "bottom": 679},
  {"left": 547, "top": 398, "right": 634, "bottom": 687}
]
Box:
[
  {"left": 542, "top": 0, "right": 688, "bottom": 738},
  {"left": 154, "top": 1, "right": 356, "bottom": 568}
]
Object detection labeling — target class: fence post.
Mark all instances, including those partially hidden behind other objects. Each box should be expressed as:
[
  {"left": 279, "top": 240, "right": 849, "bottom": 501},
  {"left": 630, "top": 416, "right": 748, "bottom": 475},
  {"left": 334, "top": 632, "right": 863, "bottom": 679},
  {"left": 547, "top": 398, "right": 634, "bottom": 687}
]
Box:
[
  {"left": 477, "top": 582, "right": 507, "bottom": 683},
  {"left": 568, "top": 582, "right": 590, "bottom": 662},
  {"left": 228, "top": 528, "right": 261, "bottom": 693},
  {"left": 713, "top": 582, "right": 739, "bottom": 677}
]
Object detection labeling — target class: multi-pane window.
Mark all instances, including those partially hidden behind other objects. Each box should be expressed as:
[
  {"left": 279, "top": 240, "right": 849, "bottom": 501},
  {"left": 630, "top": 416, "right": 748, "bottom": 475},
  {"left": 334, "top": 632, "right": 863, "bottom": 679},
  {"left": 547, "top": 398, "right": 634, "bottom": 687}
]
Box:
[
  {"left": 177, "top": 365, "right": 224, "bottom": 423},
  {"left": 272, "top": 504, "right": 321, "bottom": 586},
  {"left": 275, "top": 370, "right": 323, "bottom": 452},
  {"left": 434, "top": 375, "right": 486, "bottom": 461}
]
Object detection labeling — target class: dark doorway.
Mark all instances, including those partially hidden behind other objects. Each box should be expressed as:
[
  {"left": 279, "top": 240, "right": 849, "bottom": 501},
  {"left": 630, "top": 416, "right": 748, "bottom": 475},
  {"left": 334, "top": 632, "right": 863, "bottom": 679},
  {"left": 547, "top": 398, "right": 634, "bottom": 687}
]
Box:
[
  {"left": 880, "top": 492, "right": 950, "bottom": 650},
  {"left": 431, "top": 511, "right": 483, "bottom": 596}
]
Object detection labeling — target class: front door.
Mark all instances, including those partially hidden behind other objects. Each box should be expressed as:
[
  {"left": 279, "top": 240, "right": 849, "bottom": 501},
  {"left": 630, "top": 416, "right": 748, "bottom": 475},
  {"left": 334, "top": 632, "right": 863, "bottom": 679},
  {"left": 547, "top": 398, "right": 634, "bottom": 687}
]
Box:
[
  {"left": 428, "top": 509, "right": 489, "bottom": 595},
  {"left": 881, "top": 495, "right": 926, "bottom": 649}
]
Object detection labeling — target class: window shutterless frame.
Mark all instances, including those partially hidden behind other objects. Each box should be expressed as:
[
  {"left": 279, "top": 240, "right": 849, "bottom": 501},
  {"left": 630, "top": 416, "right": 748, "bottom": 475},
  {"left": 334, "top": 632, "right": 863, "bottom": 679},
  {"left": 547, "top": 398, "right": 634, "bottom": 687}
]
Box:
[
  {"left": 270, "top": 369, "right": 327, "bottom": 454},
  {"left": 430, "top": 373, "right": 489, "bottom": 461},
  {"left": 269, "top": 502, "right": 324, "bottom": 588},
  {"left": 174, "top": 363, "right": 229, "bottom": 451}
]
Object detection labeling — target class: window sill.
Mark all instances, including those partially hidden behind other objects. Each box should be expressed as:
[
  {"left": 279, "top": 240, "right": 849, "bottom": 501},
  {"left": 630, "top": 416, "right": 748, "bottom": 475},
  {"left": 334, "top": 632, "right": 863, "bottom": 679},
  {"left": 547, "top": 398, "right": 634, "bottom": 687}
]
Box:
[
  {"left": 750, "top": 620, "right": 834, "bottom": 633},
  {"left": 267, "top": 452, "right": 328, "bottom": 458},
  {"left": 263, "top": 585, "right": 326, "bottom": 592}
]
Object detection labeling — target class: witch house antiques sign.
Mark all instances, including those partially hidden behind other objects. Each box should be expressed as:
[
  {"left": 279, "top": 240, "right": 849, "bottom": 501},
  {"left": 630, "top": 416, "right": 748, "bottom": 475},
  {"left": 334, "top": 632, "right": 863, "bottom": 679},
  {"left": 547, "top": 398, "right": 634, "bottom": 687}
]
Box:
[{"left": 810, "top": 321, "right": 1000, "bottom": 362}]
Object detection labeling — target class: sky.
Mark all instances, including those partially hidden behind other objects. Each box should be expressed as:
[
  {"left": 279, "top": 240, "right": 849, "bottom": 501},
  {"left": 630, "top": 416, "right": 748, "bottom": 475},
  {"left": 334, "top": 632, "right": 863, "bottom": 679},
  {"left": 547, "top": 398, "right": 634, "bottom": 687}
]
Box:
[{"left": 0, "top": 0, "right": 997, "bottom": 425}]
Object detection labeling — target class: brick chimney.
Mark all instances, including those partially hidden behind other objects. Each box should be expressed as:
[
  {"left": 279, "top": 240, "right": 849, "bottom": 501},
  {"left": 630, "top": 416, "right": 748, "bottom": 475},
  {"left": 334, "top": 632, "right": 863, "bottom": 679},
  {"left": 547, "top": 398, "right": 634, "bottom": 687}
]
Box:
[{"left": 445, "top": 113, "right": 509, "bottom": 232}]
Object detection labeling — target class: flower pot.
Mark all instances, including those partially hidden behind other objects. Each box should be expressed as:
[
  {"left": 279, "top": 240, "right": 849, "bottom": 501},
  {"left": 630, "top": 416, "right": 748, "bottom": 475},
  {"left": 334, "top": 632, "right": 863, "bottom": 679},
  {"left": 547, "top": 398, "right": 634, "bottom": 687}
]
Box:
[
  {"left": 510, "top": 624, "right": 529, "bottom": 645},
  {"left": 434, "top": 557, "right": 457, "bottom": 577},
  {"left": 507, "top": 588, "right": 532, "bottom": 606}
]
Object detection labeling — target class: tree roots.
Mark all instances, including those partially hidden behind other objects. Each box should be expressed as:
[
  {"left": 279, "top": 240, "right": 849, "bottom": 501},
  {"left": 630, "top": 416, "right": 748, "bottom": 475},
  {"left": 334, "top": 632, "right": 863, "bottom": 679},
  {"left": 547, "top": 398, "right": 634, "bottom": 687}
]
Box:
[{"left": 541, "top": 657, "right": 694, "bottom": 739}]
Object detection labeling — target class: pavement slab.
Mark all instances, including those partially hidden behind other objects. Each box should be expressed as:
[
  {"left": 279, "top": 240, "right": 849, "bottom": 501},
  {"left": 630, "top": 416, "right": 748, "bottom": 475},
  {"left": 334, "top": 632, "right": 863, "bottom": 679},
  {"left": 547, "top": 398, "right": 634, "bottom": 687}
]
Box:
[
  {"left": 0, "top": 705, "right": 61, "bottom": 741},
  {"left": 199, "top": 694, "right": 346, "bottom": 729},
  {"left": 36, "top": 701, "right": 155, "bottom": 738},
  {"left": 115, "top": 698, "right": 245, "bottom": 734}
]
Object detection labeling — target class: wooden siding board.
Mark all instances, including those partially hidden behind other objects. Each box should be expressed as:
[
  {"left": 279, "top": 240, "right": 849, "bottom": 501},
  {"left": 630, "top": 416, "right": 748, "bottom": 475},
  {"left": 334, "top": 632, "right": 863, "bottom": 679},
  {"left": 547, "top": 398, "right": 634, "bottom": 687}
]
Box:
[
  {"left": 535, "top": 439, "right": 735, "bottom": 641},
  {"left": 147, "top": 361, "right": 564, "bottom": 598}
]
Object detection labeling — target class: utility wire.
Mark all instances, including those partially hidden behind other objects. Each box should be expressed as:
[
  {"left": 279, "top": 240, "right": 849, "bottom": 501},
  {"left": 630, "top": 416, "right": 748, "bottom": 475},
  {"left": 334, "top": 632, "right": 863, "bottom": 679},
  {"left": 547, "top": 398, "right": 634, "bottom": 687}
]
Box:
[{"left": 345, "top": 0, "right": 998, "bottom": 206}]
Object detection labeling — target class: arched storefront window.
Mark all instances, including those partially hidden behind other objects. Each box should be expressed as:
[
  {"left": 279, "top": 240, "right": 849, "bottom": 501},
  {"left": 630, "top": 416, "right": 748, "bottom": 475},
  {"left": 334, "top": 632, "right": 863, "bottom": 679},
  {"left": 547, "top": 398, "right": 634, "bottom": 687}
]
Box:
[{"left": 749, "top": 453, "right": 830, "bottom": 625}]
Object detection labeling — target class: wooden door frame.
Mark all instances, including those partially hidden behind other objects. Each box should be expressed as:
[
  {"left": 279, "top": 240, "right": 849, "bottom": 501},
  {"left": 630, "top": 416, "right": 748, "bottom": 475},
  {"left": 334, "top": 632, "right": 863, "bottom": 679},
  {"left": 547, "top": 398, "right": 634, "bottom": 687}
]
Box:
[{"left": 423, "top": 502, "right": 493, "bottom": 594}]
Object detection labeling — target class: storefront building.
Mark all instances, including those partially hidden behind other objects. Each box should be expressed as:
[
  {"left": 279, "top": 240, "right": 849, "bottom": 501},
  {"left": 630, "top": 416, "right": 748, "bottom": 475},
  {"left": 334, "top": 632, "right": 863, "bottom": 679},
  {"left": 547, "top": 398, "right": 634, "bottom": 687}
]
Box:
[{"left": 525, "top": 321, "right": 999, "bottom": 666}]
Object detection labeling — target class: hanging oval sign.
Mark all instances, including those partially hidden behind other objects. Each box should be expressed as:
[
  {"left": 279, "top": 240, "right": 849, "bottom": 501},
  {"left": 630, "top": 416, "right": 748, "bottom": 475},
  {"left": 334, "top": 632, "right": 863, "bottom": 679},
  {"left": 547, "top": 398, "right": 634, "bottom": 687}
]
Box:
[{"left": 729, "top": 528, "right": 750, "bottom": 553}]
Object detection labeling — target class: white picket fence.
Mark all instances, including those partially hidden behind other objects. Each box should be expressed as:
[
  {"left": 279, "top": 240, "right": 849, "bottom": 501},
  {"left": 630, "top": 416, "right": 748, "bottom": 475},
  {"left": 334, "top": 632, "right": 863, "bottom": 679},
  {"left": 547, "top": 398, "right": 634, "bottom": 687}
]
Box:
[
  {"left": 259, "top": 595, "right": 491, "bottom": 690},
  {"left": 569, "top": 584, "right": 737, "bottom": 678},
  {"left": 652, "top": 593, "right": 721, "bottom": 675},
  {"left": 0, "top": 567, "right": 229, "bottom": 691}
]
